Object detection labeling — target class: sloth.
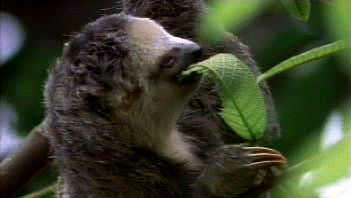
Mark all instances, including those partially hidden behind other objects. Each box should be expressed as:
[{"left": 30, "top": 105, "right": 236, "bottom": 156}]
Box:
[{"left": 45, "top": 13, "right": 286, "bottom": 198}]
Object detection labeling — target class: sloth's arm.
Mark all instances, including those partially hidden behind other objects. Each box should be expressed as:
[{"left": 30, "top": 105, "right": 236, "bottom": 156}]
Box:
[{"left": 195, "top": 145, "right": 286, "bottom": 198}]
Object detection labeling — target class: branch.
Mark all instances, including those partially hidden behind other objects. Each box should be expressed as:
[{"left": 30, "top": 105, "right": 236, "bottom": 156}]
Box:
[
  {"left": 0, "top": 120, "right": 51, "bottom": 198},
  {"left": 21, "top": 182, "right": 57, "bottom": 198}
]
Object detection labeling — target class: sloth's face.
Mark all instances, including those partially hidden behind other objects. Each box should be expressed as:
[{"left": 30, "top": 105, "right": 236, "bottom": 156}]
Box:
[
  {"left": 126, "top": 16, "right": 203, "bottom": 104},
  {"left": 123, "top": 16, "right": 203, "bottom": 131}
]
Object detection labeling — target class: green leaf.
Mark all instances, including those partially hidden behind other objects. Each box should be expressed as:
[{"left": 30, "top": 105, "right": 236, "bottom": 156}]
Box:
[
  {"left": 257, "top": 40, "right": 350, "bottom": 83},
  {"left": 280, "top": 0, "right": 311, "bottom": 21},
  {"left": 181, "top": 54, "right": 267, "bottom": 141}
]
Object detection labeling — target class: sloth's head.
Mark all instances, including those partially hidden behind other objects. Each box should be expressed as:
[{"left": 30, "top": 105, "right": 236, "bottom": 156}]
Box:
[
  {"left": 123, "top": 0, "right": 205, "bottom": 39},
  {"left": 59, "top": 14, "right": 202, "bottom": 120}
]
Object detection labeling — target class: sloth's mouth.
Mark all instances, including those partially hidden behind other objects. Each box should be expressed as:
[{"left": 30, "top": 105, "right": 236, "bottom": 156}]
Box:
[
  {"left": 177, "top": 71, "right": 200, "bottom": 85},
  {"left": 173, "top": 47, "right": 203, "bottom": 85},
  {"left": 176, "top": 65, "right": 200, "bottom": 85}
]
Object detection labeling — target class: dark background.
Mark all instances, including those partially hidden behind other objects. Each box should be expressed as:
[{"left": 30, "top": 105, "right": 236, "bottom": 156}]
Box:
[{"left": 1, "top": 0, "right": 350, "bottom": 197}]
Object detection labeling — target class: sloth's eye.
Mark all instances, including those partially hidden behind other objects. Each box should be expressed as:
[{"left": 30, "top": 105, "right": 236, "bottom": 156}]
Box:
[
  {"left": 162, "top": 56, "right": 178, "bottom": 68},
  {"left": 160, "top": 48, "right": 182, "bottom": 68}
]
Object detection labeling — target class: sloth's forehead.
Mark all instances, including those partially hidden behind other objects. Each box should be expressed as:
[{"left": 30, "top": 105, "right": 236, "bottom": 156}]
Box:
[
  {"left": 127, "top": 17, "right": 169, "bottom": 44},
  {"left": 126, "top": 17, "right": 193, "bottom": 47}
]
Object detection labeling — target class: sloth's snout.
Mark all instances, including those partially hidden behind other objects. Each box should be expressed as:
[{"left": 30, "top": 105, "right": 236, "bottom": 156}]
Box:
[
  {"left": 173, "top": 43, "right": 203, "bottom": 85},
  {"left": 183, "top": 44, "right": 203, "bottom": 65},
  {"left": 179, "top": 44, "right": 203, "bottom": 71}
]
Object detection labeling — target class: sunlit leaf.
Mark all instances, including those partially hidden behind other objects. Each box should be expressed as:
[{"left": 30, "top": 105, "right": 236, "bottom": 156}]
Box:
[
  {"left": 280, "top": 0, "right": 311, "bottom": 21},
  {"left": 342, "top": 100, "right": 351, "bottom": 138},
  {"left": 299, "top": 140, "right": 350, "bottom": 197},
  {"left": 277, "top": 101, "right": 351, "bottom": 197},
  {"left": 181, "top": 54, "right": 267, "bottom": 141}
]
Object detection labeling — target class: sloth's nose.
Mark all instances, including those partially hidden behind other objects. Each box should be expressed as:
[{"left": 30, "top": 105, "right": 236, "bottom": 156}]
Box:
[{"left": 182, "top": 44, "right": 203, "bottom": 67}]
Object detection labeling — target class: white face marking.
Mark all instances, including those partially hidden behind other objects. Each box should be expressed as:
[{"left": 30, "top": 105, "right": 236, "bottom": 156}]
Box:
[
  {"left": 123, "top": 17, "right": 199, "bottom": 166},
  {"left": 167, "top": 35, "right": 195, "bottom": 45},
  {"left": 127, "top": 16, "right": 197, "bottom": 68}
]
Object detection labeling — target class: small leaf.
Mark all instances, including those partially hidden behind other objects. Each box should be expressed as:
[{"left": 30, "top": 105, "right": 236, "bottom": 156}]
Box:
[
  {"left": 182, "top": 54, "right": 267, "bottom": 141},
  {"left": 257, "top": 40, "right": 350, "bottom": 83},
  {"left": 280, "top": 0, "right": 311, "bottom": 21}
]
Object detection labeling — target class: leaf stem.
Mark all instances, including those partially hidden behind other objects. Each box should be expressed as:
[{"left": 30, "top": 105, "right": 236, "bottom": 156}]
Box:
[{"left": 257, "top": 39, "right": 349, "bottom": 84}]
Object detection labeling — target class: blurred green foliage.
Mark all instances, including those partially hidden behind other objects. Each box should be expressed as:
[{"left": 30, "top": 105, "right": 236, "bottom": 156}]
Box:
[
  {"left": 201, "top": 0, "right": 265, "bottom": 44},
  {"left": 0, "top": 0, "right": 350, "bottom": 197},
  {"left": 280, "top": 0, "right": 311, "bottom": 21}
]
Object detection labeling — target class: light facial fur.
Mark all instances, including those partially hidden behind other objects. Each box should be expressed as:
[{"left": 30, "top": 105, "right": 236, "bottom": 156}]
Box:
[{"left": 109, "top": 16, "right": 201, "bottom": 159}]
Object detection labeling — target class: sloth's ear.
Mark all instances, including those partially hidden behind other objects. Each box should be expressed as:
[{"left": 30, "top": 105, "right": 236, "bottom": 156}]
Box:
[
  {"left": 64, "top": 34, "right": 88, "bottom": 60},
  {"left": 62, "top": 35, "right": 90, "bottom": 75}
]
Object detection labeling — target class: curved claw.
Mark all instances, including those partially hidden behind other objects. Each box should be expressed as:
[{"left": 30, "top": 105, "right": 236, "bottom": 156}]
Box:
[
  {"left": 244, "top": 160, "right": 287, "bottom": 169},
  {"left": 248, "top": 153, "right": 287, "bottom": 163},
  {"left": 243, "top": 146, "right": 288, "bottom": 169},
  {"left": 243, "top": 146, "right": 281, "bottom": 155}
]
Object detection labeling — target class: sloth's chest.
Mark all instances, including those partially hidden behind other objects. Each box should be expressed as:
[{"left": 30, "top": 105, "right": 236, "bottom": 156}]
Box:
[{"left": 139, "top": 129, "right": 199, "bottom": 169}]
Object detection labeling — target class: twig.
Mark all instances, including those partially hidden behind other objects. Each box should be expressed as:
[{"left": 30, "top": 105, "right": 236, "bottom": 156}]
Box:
[
  {"left": 21, "top": 182, "right": 57, "bottom": 198},
  {"left": 0, "top": 120, "right": 51, "bottom": 198}
]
